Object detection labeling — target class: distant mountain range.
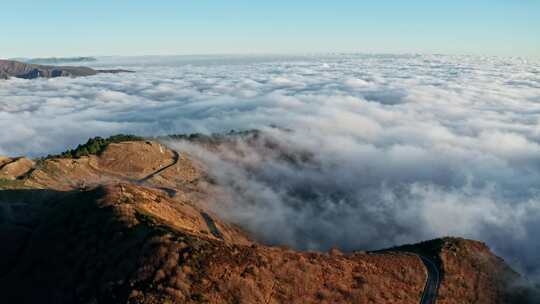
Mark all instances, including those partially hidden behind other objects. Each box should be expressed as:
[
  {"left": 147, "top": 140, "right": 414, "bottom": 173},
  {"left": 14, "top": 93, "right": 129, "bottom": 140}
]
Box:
[
  {"left": 10, "top": 56, "right": 97, "bottom": 65},
  {"left": 0, "top": 59, "right": 132, "bottom": 80}
]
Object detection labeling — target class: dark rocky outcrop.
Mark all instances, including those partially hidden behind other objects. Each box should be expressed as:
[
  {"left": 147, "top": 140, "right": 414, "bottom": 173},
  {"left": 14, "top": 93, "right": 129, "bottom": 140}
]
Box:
[{"left": 0, "top": 59, "right": 132, "bottom": 80}]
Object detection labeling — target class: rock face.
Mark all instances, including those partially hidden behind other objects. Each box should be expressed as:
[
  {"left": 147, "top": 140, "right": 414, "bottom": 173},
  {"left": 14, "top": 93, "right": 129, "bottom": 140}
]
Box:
[
  {"left": 0, "top": 138, "right": 530, "bottom": 303},
  {"left": 0, "top": 59, "right": 132, "bottom": 80},
  {"left": 0, "top": 157, "right": 34, "bottom": 180}
]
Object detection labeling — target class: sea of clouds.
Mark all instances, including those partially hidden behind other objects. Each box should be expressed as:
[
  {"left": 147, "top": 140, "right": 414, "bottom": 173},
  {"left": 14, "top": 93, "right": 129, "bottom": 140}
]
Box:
[{"left": 1, "top": 54, "right": 540, "bottom": 279}]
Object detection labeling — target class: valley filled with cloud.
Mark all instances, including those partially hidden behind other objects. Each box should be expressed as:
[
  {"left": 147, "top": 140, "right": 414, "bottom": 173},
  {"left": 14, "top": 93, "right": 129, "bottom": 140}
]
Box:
[{"left": 1, "top": 54, "right": 540, "bottom": 279}]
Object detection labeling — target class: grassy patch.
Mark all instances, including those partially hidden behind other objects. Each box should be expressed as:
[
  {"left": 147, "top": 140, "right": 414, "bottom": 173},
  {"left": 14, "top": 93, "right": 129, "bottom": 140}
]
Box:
[{"left": 0, "top": 178, "right": 27, "bottom": 189}]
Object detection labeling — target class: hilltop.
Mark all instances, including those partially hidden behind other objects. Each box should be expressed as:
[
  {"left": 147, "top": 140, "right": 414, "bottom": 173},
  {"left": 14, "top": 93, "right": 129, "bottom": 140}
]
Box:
[{"left": 0, "top": 135, "right": 535, "bottom": 303}]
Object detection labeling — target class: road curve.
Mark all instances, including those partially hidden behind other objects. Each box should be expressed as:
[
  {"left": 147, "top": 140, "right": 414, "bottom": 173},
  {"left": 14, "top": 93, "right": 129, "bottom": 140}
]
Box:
[
  {"left": 138, "top": 149, "right": 180, "bottom": 183},
  {"left": 418, "top": 254, "right": 440, "bottom": 304}
]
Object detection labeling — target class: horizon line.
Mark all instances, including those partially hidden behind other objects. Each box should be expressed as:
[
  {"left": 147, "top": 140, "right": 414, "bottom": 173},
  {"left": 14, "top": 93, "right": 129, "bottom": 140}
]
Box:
[{"left": 3, "top": 51, "right": 539, "bottom": 62}]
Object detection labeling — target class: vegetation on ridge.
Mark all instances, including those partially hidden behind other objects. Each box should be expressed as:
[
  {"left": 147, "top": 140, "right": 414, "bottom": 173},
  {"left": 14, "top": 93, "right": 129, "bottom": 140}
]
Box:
[
  {"left": 45, "top": 134, "right": 144, "bottom": 159},
  {"left": 43, "top": 130, "right": 261, "bottom": 160}
]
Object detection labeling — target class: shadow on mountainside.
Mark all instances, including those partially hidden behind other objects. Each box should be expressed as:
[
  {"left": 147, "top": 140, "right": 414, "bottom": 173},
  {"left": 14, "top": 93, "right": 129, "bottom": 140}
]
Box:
[
  {"left": 0, "top": 185, "right": 251, "bottom": 304},
  {"left": 0, "top": 188, "right": 71, "bottom": 277},
  {"left": 0, "top": 187, "right": 161, "bottom": 303}
]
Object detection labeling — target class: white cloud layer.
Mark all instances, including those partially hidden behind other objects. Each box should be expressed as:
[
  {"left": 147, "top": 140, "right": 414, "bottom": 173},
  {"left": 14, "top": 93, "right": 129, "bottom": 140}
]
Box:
[{"left": 1, "top": 54, "right": 540, "bottom": 279}]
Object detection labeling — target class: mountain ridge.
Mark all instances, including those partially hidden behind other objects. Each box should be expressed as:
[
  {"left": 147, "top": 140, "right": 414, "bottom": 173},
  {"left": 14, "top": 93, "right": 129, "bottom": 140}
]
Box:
[{"left": 0, "top": 134, "right": 536, "bottom": 303}]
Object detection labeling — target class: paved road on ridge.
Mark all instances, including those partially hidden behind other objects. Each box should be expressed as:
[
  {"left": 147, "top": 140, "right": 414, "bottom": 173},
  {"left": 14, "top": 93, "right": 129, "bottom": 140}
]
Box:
[
  {"left": 138, "top": 150, "right": 180, "bottom": 183},
  {"left": 418, "top": 254, "right": 440, "bottom": 304}
]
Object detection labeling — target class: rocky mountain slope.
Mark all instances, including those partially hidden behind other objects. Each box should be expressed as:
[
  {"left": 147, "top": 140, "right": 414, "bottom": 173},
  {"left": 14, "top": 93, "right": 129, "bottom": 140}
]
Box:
[
  {"left": 0, "top": 136, "right": 534, "bottom": 303},
  {"left": 0, "top": 59, "right": 132, "bottom": 79}
]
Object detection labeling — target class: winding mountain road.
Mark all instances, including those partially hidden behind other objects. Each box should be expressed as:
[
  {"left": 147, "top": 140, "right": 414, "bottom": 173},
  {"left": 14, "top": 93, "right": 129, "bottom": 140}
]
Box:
[
  {"left": 138, "top": 150, "right": 180, "bottom": 183},
  {"left": 367, "top": 249, "right": 441, "bottom": 303},
  {"left": 418, "top": 254, "right": 440, "bottom": 304},
  {"left": 200, "top": 211, "right": 224, "bottom": 239}
]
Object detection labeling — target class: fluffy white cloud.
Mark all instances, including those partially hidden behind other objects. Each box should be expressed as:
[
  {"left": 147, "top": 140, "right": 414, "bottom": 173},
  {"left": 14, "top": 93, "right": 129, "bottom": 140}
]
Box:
[{"left": 1, "top": 54, "right": 540, "bottom": 279}]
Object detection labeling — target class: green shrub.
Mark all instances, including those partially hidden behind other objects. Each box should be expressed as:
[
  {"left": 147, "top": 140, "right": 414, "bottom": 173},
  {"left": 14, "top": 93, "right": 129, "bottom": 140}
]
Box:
[{"left": 46, "top": 134, "right": 144, "bottom": 159}]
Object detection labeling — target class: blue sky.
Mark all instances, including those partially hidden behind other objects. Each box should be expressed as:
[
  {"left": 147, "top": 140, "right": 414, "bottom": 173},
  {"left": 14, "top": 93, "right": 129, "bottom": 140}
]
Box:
[{"left": 1, "top": 0, "right": 539, "bottom": 58}]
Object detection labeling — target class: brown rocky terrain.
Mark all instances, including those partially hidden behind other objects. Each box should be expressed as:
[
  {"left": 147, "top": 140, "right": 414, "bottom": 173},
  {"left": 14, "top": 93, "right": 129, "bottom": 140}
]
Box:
[
  {"left": 386, "top": 237, "right": 528, "bottom": 304},
  {"left": 0, "top": 59, "right": 132, "bottom": 79},
  {"left": 0, "top": 138, "right": 531, "bottom": 303},
  {"left": 436, "top": 239, "right": 519, "bottom": 303},
  {"left": 0, "top": 157, "right": 34, "bottom": 180}
]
